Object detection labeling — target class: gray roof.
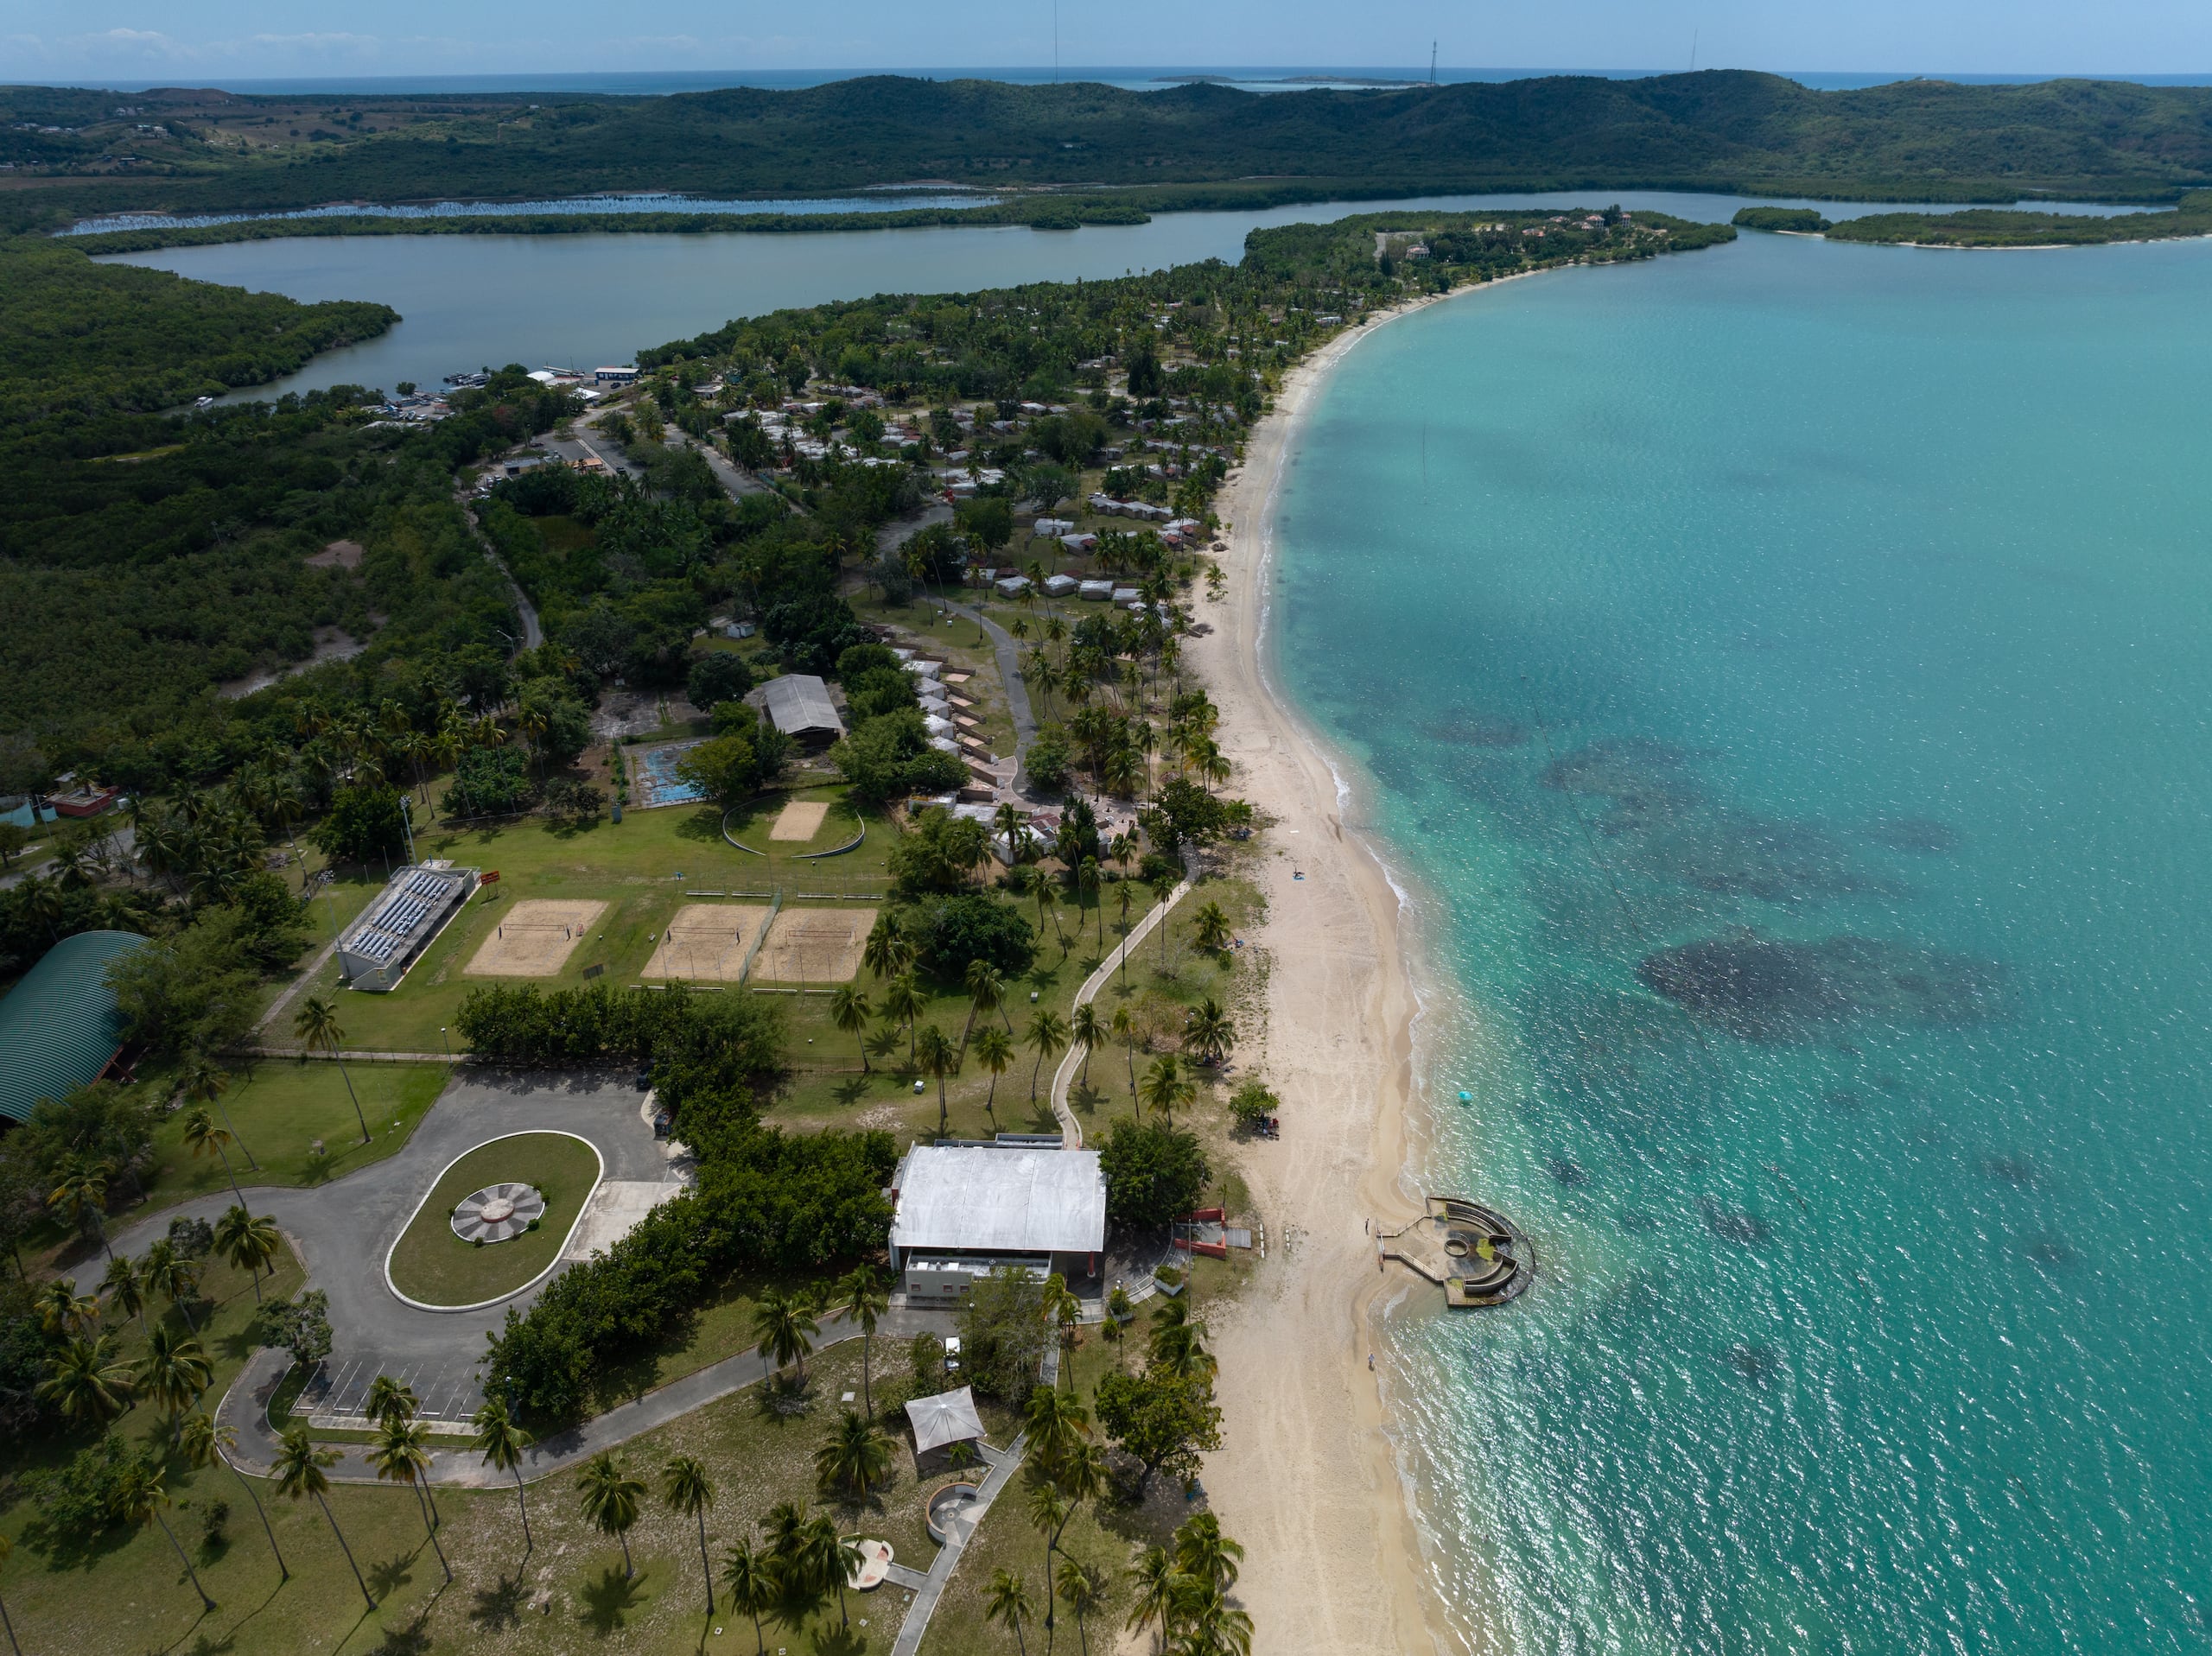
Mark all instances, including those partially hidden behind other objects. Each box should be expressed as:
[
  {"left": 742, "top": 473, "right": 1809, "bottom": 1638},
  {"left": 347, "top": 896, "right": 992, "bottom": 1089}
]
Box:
[
  {"left": 906, "top": 1386, "right": 987, "bottom": 1455},
  {"left": 747, "top": 674, "right": 844, "bottom": 739},
  {"left": 891, "top": 1146, "right": 1106, "bottom": 1257}
]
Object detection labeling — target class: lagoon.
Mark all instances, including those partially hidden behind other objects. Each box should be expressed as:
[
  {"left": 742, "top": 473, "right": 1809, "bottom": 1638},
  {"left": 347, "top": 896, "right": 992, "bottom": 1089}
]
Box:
[
  {"left": 1273, "top": 230, "right": 2212, "bottom": 1651},
  {"left": 105, "top": 191, "right": 2142, "bottom": 403}
]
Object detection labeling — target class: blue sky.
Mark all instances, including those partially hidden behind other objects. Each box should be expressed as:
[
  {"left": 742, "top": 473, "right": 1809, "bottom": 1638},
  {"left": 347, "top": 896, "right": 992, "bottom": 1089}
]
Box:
[{"left": 3, "top": 1, "right": 2207, "bottom": 81}]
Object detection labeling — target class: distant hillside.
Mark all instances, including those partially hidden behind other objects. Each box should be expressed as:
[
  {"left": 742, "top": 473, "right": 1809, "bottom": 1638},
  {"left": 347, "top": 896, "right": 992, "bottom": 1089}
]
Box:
[{"left": 7, "top": 72, "right": 2212, "bottom": 235}]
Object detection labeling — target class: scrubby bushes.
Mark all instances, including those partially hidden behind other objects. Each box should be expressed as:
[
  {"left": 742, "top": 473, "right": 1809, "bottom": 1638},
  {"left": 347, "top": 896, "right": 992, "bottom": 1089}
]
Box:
[
  {"left": 1098, "top": 1118, "right": 1211, "bottom": 1227},
  {"left": 444, "top": 744, "right": 537, "bottom": 817},
  {"left": 905, "top": 891, "right": 1036, "bottom": 978},
  {"left": 455, "top": 980, "right": 783, "bottom": 1072}
]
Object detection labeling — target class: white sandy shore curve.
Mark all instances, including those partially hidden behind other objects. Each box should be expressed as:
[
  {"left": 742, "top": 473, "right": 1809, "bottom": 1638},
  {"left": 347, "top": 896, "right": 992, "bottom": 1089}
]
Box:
[{"left": 1179, "top": 287, "right": 1470, "bottom": 1656}]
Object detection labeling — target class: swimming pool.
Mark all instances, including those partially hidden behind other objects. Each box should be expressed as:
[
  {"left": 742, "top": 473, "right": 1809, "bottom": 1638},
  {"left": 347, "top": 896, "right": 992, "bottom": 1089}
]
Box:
[{"left": 630, "top": 740, "right": 706, "bottom": 808}]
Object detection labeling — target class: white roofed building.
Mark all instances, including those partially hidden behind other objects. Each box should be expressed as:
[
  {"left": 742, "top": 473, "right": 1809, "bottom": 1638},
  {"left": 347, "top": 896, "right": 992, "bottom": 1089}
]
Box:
[
  {"left": 745, "top": 674, "right": 845, "bottom": 746},
  {"left": 889, "top": 1144, "right": 1107, "bottom": 1303}
]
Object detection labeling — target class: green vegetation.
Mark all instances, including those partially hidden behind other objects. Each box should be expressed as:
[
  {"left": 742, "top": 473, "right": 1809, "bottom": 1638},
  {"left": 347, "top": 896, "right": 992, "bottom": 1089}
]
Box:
[
  {"left": 385, "top": 1130, "right": 601, "bottom": 1306},
  {"left": 16, "top": 73, "right": 2212, "bottom": 250},
  {"left": 1823, "top": 194, "right": 2212, "bottom": 245},
  {"left": 1733, "top": 206, "right": 1833, "bottom": 232},
  {"left": 146, "top": 1060, "right": 448, "bottom": 1200}
]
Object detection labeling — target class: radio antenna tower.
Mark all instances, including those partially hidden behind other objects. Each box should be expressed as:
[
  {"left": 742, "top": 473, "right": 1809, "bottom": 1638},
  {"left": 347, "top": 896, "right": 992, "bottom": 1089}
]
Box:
[{"left": 1429, "top": 41, "right": 1439, "bottom": 84}]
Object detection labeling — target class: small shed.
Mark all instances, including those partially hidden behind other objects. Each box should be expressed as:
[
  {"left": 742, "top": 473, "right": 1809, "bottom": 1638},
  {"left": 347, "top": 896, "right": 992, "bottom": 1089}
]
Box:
[
  {"left": 1033, "top": 517, "right": 1076, "bottom": 536},
  {"left": 995, "top": 575, "right": 1032, "bottom": 599},
  {"left": 1042, "top": 574, "right": 1079, "bottom": 597},
  {"left": 1078, "top": 580, "right": 1116, "bottom": 601},
  {"left": 906, "top": 1385, "right": 988, "bottom": 1470}
]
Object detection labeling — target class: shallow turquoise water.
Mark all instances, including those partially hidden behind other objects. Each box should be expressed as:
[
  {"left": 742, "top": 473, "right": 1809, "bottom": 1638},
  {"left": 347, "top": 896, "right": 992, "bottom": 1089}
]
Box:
[{"left": 1273, "top": 232, "right": 2212, "bottom": 1653}]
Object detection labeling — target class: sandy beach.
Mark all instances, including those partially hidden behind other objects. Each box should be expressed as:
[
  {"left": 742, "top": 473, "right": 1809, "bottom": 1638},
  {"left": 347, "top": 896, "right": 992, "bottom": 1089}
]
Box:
[{"left": 1179, "top": 292, "right": 1463, "bottom": 1655}]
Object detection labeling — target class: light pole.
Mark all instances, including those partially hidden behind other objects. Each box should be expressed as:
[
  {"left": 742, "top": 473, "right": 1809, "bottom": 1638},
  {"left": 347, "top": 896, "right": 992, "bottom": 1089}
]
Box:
[{"left": 440, "top": 1027, "right": 451, "bottom": 1058}]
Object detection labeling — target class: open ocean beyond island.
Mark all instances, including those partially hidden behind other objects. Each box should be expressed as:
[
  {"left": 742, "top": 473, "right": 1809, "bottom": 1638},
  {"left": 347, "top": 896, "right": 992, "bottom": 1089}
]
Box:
[{"left": 1271, "top": 232, "right": 2212, "bottom": 1652}]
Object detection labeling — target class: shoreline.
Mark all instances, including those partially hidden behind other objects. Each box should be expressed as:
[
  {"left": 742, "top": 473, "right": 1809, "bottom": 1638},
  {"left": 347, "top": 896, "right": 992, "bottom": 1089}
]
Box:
[{"left": 1185, "top": 282, "right": 1504, "bottom": 1655}]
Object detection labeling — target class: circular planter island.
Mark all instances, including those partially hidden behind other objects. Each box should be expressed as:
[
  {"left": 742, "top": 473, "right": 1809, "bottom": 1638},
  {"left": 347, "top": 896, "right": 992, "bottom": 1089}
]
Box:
[{"left": 385, "top": 1131, "right": 602, "bottom": 1310}]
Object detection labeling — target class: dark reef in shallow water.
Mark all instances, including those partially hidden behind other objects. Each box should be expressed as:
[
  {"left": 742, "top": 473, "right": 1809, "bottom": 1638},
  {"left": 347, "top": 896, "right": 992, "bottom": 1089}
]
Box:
[
  {"left": 1866, "top": 816, "right": 1960, "bottom": 854},
  {"left": 1541, "top": 739, "right": 1708, "bottom": 817},
  {"left": 1419, "top": 710, "right": 1529, "bottom": 747},
  {"left": 1722, "top": 1342, "right": 1782, "bottom": 1383},
  {"left": 1980, "top": 1154, "right": 2039, "bottom": 1186},
  {"left": 1546, "top": 1157, "right": 1591, "bottom": 1187},
  {"left": 1700, "top": 1197, "right": 1776, "bottom": 1247},
  {"left": 1637, "top": 931, "right": 2005, "bottom": 1041},
  {"left": 2020, "top": 1233, "right": 2075, "bottom": 1269}
]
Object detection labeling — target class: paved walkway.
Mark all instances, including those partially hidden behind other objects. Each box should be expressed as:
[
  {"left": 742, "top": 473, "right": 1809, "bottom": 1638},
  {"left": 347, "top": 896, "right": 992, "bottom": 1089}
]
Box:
[
  {"left": 934, "top": 596, "right": 1039, "bottom": 789},
  {"left": 65, "top": 1070, "right": 665, "bottom": 1415},
  {"left": 890, "top": 1428, "right": 1030, "bottom": 1656},
  {"left": 214, "top": 1305, "right": 954, "bottom": 1488},
  {"left": 1048, "top": 879, "right": 1192, "bottom": 1150}
]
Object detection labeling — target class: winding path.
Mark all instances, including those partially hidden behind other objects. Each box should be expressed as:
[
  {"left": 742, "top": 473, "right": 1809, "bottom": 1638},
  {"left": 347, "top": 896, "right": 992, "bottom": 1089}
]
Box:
[{"left": 1048, "top": 879, "right": 1192, "bottom": 1149}]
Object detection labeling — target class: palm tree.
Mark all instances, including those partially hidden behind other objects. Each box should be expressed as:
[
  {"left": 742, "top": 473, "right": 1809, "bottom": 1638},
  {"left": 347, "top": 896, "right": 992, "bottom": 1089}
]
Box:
[
  {"left": 1057, "top": 1557, "right": 1105, "bottom": 1655},
  {"left": 471, "top": 1395, "right": 536, "bottom": 1553},
  {"left": 813, "top": 1410, "right": 893, "bottom": 1501},
  {"left": 1079, "top": 858, "right": 1103, "bottom": 952},
  {"left": 178, "top": 1054, "right": 257, "bottom": 1172},
  {"left": 100, "top": 1251, "right": 147, "bottom": 1329},
  {"left": 181, "top": 1108, "right": 246, "bottom": 1206},
  {"left": 365, "top": 1372, "right": 420, "bottom": 1429},
  {"left": 1025, "top": 1008, "right": 1071, "bottom": 1103},
  {"left": 753, "top": 1285, "right": 819, "bottom": 1385},
  {"left": 1127, "top": 1543, "right": 1179, "bottom": 1653},
  {"left": 915, "top": 1025, "right": 958, "bottom": 1136},
  {"left": 829, "top": 984, "right": 873, "bottom": 1073},
  {"left": 575, "top": 1451, "right": 648, "bottom": 1578},
  {"left": 987, "top": 1567, "right": 1037, "bottom": 1655},
  {"left": 837, "top": 1264, "right": 887, "bottom": 1416},
  {"left": 136, "top": 1322, "right": 212, "bottom": 1424},
  {"left": 1173, "top": 1512, "right": 1243, "bottom": 1596},
  {"left": 862, "top": 913, "right": 912, "bottom": 980},
  {"left": 661, "top": 1455, "right": 716, "bottom": 1615},
  {"left": 1025, "top": 1483, "right": 1074, "bottom": 1648},
  {"left": 112, "top": 1461, "right": 216, "bottom": 1611},
  {"left": 35, "top": 1279, "right": 98, "bottom": 1337},
  {"left": 274, "top": 1426, "right": 375, "bottom": 1608},
  {"left": 1147, "top": 1301, "right": 1217, "bottom": 1384},
  {"left": 1148, "top": 872, "right": 1179, "bottom": 965},
  {"left": 963, "top": 959, "right": 1009, "bottom": 1054},
  {"left": 1116, "top": 883, "right": 1135, "bottom": 977},
  {"left": 47, "top": 1155, "right": 115, "bottom": 1258},
  {"left": 1034, "top": 878, "right": 1064, "bottom": 954},
  {"left": 37, "top": 1335, "right": 134, "bottom": 1424},
  {"left": 800, "top": 1512, "right": 863, "bottom": 1631},
  {"left": 371, "top": 1416, "right": 451, "bottom": 1582},
  {"left": 1140, "top": 1055, "right": 1194, "bottom": 1127},
  {"left": 141, "top": 1238, "right": 201, "bottom": 1332},
  {"left": 881, "top": 972, "right": 925, "bottom": 1065},
  {"left": 178, "top": 1410, "right": 286, "bottom": 1580},
  {"left": 293, "top": 996, "right": 370, "bottom": 1143},
  {"left": 1112, "top": 1006, "right": 1140, "bottom": 1105},
  {"left": 213, "top": 1205, "right": 281, "bottom": 1304},
  {"left": 1192, "top": 901, "right": 1231, "bottom": 955},
  {"left": 1183, "top": 998, "right": 1235, "bottom": 1068},
  {"left": 1024, "top": 1384, "right": 1093, "bottom": 1475},
  {"left": 972, "top": 1025, "right": 1014, "bottom": 1128},
  {"left": 1069, "top": 1003, "right": 1103, "bottom": 1093},
  {"left": 721, "top": 1536, "right": 776, "bottom": 1655}
]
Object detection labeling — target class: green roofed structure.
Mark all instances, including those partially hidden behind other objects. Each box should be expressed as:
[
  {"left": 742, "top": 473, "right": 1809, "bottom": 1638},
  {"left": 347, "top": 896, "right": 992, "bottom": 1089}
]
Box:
[{"left": 0, "top": 930, "right": 149, "bottom": 1125}]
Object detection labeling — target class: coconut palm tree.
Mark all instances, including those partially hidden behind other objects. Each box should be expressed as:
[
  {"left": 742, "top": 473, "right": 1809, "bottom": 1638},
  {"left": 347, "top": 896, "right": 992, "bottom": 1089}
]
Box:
[
  {"left": 576, "top": 1451, "right": 647, "bottom": 1578},
  {"left": 293, "top": 996, "right": 370, "bottom": 1143},
  {"left": 1116, "top": 883, "right": 1135, "bottom": 977},
  {"left": 1173, "top": 1512, "right": 1243, "bottom": 1595},
  {"left": 1111, "top": 1006, "right": 1140, "bottom": 1106},
  {"left": 721, "top": 1535, "right": 776, "bottom": 1654},
  {"left": 112, "top": 1461, "right": 216, "bottom": 1611},
  {"left": 213, "top": 1205, "right": 281, "bottom": 1304},
  {"left": 1147, "top": 1301, "right": 1217, "bottom": 1385},
  {"left": 46, "top": 1155, "right": 115, "bottom": 1258},
  {"left": 829, "top": 984, "right": 873, "bottom": 1073},
  {"left": 836, "top": 1264, "right": 887, "bottom": 1416},
  {"left": 1126, "top": 1542, "right": 1180, "bottom": 1653},
  {"left": 1148, "top": 871, "right": 1179, "bottom": 965},
  {"left": 987, "top": 1567, "right": 1036, "bottom": 1655},
  {"left": 35, "top": 1279, "right": 98, "bottom": 1338},
  {"left": 181, "top": 1108, "right": 246, "bottom": 1206},
  {"left": 1025, "top": 1483, "right": 1074, "bottom": 1647},
  {"left": 471, "top": 1395, "right": 536, "bottom": 1553},
  {"left": 813, "top": 1409, "right": 893, "bottom": 1501},
  {"left": 752, "top": 1285, "right": 819, "bottom": 1385},
  {"left": 178, "top": 1054, "right": 257, "bottom": 1171},
  {"left": 1191, "top": 901, "right": 1232, "bottom": 956},
  {"left": 177, "top": 1410, "right": 286, "bottom": 1580},
  {"left": 1026, "top": 1008, "right": 1071, "bottom": 1104},
  {"left": 972, "top": 1025, "right": 1014, "bottom": 1128},
  {"left": 799, "top": 1512, "right": 864, "bottom": 1631},
  {"left": 880, "top": 972, "right": 925, "bottom": 1065},
  {"left": 37, "top": 1335, "right": 134, "bottom": 1424},
  {"left": 862, "top": 913, "right": 906, "bottom": 980},
  {"left": 1077, "top": 858, "right": 1103, "bottom": 951},
  {"left": 1057, "top": 1558, "right": 1105, "bottom": 1655},
  {"left": 1024, "top": 1382, "right": 1092, "bottom": 1474},
  {"left": 962, "top": 960, "right": 1009, "bottom": 1054},
  {"left": 1033, "top": 877, "right": 1064, "bottom": 955},
  {"left": 135, "top": 1322, "right": 212, "bottom": 1425},
  {"left": 1068, "top": 1003, "right": 1103, "bottom": 1094},
  {"left": 1139, "top": 1055, "right": 1194, "bottom": 1127},
  {"left": 365, "top": 1372, "right": 419, "bottom": 1430},
  {"left": 915, "top": 1025, "right": 957, "bottom": 1137},
  {"left": 371, "top": 1416, "right": 450, "bottom": 1582},
  {"left": 141, "top": 1238, "right": 201, "bottom": 1332},
  {"left": 100, "top": 1251, "right": 147, "bottom": 1329},
  {"left": 662, "top": 1455, "right": 716, "bottom": 1614},
  {"left": 1182, "top": 998, "right": 1235, "bottom": 1068},
  {"left": 276, "top": 1425, "right": 375, "bottom": 1608}
]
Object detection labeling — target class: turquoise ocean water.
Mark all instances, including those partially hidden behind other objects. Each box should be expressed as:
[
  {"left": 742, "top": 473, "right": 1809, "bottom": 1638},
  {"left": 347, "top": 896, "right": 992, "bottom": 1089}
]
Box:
[{"left": 1271, "top": 232, "right": 2212, "bottom": 1653}]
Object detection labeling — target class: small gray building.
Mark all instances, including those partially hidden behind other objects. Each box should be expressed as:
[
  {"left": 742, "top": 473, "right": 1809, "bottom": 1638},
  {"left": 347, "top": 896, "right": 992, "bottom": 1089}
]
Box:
[
  {"left": 889, "top": 1144, "right": 1107, "bottom": 1302},
  {"left": 336, "top": 863, "right": 476, "bottom": 991},
  {"left": 745, "top": 674, "right": 845, "bottom": 746}
]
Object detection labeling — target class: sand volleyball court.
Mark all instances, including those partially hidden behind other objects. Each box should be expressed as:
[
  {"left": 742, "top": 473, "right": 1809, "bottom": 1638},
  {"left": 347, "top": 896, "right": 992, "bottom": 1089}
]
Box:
[
  {"left": 751, "top": 906, "right": 876, "bottom": 984},
  {"left": 769, "top": 799, "right": 832, "bottom": 841},
  {"left": 642, "top": 904, "right": 772, "bottom": 981},
  {"left": 465, "top": 898, "right": 606, "bottom": 976}
]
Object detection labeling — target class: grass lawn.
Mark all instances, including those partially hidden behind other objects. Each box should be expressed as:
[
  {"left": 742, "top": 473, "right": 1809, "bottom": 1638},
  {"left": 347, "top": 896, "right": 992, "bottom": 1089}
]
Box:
[
  {"left": 1, "top": 1336, "right": 958, "bottom": 1654},
  {"left": 385, "top": 1131, "right": 601, "bottom": 1307},
  {"left": 144, "top": 1059, "right": 451, "bottom": 1204}
]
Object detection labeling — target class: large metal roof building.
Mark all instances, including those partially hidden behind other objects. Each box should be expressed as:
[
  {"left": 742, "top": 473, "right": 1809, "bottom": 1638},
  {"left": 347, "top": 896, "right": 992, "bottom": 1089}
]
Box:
[
  {"left": 888, "top": 1145, "right": 1106, "bottom": 1298},
  {"left": 0, "top": 930, "right": 149, "bottom": 1124},
  {"left": 746, "top": 673, "right": 845, "bottom": 745}
]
